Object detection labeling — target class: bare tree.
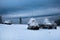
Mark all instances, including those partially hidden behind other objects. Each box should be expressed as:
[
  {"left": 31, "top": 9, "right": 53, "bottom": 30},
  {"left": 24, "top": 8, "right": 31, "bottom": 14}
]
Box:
[
  {"left": 0, "top": 16, "right": 2, "bottom": 24},
  {"left": 19, "top": 17, "right": 22, "bottom": 24}
]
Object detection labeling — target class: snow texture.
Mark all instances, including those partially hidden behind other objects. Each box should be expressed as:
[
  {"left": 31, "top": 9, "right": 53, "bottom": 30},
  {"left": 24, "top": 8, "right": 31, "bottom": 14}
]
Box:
[
  {"left": 43, "top": 18, "right": 52, "bottom": 25},
  {"left": 28, "top": 18, "right": 39, "bottom": 26},
  {"left": 4, "top": 20, "right": 12, "bottom": 23},
  {"left": 0, "top": 24, "right": 60, "bottom": 40}
]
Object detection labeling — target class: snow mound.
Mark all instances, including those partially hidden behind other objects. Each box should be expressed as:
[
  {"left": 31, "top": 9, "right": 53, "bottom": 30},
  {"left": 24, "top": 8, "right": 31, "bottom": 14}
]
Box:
[{"left": 28, "top": 18, "right": 39, "bottom": 26}]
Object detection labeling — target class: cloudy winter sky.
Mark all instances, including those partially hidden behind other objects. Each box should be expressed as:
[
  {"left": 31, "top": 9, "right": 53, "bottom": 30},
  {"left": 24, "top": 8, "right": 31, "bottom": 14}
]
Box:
[{"left": 0, "top": 0, "right": 60, "bottom": 17}]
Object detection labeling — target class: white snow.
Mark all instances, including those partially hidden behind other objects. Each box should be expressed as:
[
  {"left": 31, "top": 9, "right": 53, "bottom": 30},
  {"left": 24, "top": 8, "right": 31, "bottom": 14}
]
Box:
[
  {"left": 4, "top": 20, "right": 12, "bottom": 23},
  {"left": 28, "top": 18, "right": 39, "bottom": 26},
  {"left": 43, "top": 18, "right": 52, "bottom": 25},
  {"left": 0, "top": 24, "right": 60, "bottom": 40}
]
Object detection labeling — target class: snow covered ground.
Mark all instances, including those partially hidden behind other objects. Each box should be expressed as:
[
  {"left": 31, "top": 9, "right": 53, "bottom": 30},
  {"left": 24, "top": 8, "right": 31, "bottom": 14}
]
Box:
[{"left": 0, "top": 24, "right": 60, "bottom": 40}]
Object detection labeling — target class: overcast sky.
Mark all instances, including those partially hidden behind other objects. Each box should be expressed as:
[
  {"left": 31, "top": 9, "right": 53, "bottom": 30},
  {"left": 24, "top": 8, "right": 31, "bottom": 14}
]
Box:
[{"left": 0, "top": 0, "right": 60, "bottom": 17}]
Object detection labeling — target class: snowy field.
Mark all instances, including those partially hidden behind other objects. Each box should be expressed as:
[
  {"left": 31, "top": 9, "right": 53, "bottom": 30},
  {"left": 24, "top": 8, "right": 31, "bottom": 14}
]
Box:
[{"left": 0, "top": 24, "right": 60, "bottom": 40}]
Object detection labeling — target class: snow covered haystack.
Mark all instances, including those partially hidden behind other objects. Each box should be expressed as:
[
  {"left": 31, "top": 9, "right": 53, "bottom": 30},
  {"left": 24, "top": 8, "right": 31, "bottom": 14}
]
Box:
[
  {"left": 43, "top": 17, "right": 52, "bottom": 25},
  {"left": 39, "top": 17, "right": 57, "bottom": 29},
  {"left": 27, "top": 18, "right": 39, "bottom": 30},
  {"left": 3, "top": 20, "right": 12, "bottom": 25}
]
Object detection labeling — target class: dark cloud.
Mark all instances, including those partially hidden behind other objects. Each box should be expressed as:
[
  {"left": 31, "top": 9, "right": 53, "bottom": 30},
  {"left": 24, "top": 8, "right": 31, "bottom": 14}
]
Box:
[{"left": 0, "top": 0, "right": 60, "bottom": 15}]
